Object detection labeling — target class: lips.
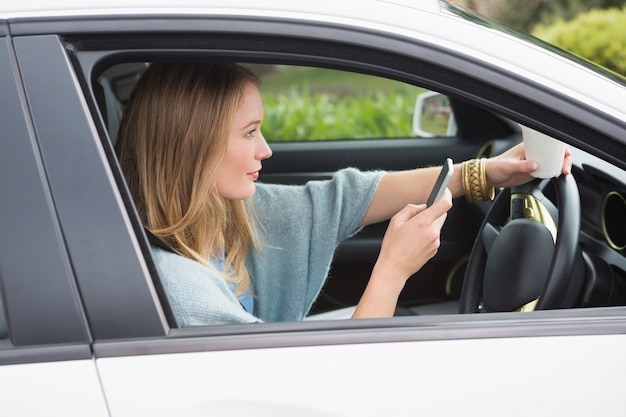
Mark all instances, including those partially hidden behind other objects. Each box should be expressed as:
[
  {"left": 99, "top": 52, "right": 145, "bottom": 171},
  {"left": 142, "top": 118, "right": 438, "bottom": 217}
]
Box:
[{"left": 247, "top": 171, "right": 260, "bottom": 180}]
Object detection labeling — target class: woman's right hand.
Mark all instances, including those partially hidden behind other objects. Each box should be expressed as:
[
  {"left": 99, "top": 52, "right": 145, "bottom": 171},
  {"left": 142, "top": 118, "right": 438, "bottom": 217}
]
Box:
[
  {"left": 352, "top": 189, "right": 452, "bottom": 318},
  {"left": 377, "top": 190, "right": 452, "bottom": 279}
]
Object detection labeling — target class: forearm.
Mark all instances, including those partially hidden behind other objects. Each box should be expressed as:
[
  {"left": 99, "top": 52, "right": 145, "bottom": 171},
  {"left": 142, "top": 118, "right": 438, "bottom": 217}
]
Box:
[
  {"left": 352, "top": 263, "right": 407, "bottom": 319},
  {"left": 352, "top": 201, "right": 449, "bottom": 318},
  {"left": 360, "top": 163, "right": 464, "bottom": 226}
]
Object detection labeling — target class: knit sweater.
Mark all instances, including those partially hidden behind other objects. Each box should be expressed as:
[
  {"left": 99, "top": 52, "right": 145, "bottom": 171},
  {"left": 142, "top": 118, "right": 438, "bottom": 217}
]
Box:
[{"left": 151, "top": 168, "right": 384, "bottom": 326}]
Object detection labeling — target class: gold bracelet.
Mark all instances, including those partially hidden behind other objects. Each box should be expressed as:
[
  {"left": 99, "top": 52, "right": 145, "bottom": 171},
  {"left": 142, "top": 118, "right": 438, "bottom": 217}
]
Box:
[
  {"left": 479, "top": 158, "right": 495, "bottom": 202},
  {"left": 462, "top": 158, "right": 495, "bottom": 203},
  {"left": 461, "top": 160, "right": 473, "bottom": 203}
]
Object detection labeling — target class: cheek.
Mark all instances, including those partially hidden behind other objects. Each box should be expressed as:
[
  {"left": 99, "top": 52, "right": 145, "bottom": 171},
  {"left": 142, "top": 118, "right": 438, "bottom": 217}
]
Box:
[
  {"left": 224, "top": 138, "right": 251, "bottom": 165},
  {"left": 215, "top": 144, "right": 256, "bottom": 200},
  {"left": 224, "top": 148, "right": 247, "bottom": 172}
]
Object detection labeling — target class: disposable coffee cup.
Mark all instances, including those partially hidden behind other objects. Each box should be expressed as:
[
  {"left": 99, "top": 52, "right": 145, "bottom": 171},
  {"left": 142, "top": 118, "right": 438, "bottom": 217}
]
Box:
[{"left": 520, "top": 125, "right": 567, "bottom": 178}]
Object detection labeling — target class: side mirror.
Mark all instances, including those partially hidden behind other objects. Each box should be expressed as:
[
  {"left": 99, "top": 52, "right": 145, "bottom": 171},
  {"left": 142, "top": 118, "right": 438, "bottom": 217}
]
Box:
[{"left": 412, "top": 91, "right": 457, "bottom": 137}]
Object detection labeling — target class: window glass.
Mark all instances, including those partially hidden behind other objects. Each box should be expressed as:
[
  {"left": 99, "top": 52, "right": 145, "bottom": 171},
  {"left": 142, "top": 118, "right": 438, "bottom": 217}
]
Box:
[
  {"left": 98, "top": 63, "right": 457, "bottom": 144},
  {"left": 249, "top": 64, "right": 453, "bottom": 142},
  {"left": 95, "top": 61, "right": 463, "bottom": 326}
]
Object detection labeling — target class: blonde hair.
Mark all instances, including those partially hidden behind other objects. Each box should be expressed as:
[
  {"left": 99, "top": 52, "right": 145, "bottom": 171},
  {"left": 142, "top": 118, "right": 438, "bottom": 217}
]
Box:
[{"left": 115, "top": 62, "right": 261, "bottom": 296}]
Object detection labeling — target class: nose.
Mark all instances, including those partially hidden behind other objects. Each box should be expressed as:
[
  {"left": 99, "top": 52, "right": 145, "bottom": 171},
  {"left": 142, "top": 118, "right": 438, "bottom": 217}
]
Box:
[{"left": 256, "top": 132, "right": 273, "bottom": 160}]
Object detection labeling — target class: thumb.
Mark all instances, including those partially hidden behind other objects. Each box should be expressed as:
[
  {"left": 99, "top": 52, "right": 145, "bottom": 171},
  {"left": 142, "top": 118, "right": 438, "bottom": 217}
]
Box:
[
  {"left": 392, "top": 203, "right": 427, "bottom": 223},
  {"left": 520, "top": 159, "right": 539, "bottom": 173}
]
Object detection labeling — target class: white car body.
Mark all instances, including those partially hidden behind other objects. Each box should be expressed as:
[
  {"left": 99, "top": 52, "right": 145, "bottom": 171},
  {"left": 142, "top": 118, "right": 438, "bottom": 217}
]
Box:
[{"left": 1, "top": 1, "right": 626, "bottom": 416}]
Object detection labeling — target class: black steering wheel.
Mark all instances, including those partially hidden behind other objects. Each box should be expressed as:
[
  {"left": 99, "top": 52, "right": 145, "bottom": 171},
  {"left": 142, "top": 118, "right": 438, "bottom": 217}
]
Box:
[{"left": 459, "top": 173, "right": 585, "bottom": 313}]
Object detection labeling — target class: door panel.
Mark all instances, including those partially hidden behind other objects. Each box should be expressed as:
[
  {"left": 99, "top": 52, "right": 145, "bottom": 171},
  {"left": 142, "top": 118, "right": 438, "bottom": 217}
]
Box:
[
  {"left": 1, "top": 359, "right": 109, "bottom": 416},
  {"left": 97, "top": 334, "right": 626, "bottom": 417},
  {"left": 0, "top": 37, "right": 90, "bottom": 346},
  {"left": 14, "top": 35, "right": 170, "bottom": 339}
]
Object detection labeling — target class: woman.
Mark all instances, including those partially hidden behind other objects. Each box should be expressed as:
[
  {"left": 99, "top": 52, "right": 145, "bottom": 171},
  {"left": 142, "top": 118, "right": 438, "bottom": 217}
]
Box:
[{"left": 115, "top": 62, "right": 571, "bottom": 326}]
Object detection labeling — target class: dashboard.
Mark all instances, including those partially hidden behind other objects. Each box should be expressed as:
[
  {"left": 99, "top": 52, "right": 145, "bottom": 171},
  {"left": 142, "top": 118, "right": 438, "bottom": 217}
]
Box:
[{"left": 572, "top": 148, "right": 626, "bottom": 307}]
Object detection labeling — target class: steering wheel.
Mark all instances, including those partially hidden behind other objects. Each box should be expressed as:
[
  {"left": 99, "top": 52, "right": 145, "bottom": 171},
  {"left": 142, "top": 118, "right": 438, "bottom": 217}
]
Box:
[{"left": 459, "top": 173, "right": 585, "bottom": 313}]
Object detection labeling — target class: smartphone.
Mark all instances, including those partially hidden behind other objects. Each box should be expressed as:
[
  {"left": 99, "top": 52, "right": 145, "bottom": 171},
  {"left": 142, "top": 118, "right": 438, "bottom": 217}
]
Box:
[{"left": 427, "top": 158, "right": 453, "bottom": 207}]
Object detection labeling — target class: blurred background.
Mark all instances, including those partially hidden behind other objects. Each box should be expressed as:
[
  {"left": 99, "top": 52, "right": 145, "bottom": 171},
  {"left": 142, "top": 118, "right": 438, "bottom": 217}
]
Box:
[{"left": 452, "top": 0, "right": 626, "bottom": 77}]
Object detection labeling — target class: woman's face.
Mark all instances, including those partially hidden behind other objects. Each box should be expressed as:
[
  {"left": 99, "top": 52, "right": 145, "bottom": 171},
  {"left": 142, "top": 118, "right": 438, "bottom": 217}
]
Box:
[{"left": 216, "top": 83, "right": 272, "bottom": 200}]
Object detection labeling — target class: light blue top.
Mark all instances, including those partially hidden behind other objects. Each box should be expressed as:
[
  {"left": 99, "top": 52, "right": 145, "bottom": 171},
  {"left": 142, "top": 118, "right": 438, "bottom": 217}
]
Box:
[
  {"left": 151, "top": 168, "right": 384, "bottom": 326},
  {"left": 212, "top": 254, "right": 254, "bottom": 313}
]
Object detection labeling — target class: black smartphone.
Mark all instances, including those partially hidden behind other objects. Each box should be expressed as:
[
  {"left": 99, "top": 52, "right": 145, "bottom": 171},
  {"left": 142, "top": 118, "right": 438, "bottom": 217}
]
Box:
[{"left": 427, "top": 158, "right": 453, "bottom": 207}]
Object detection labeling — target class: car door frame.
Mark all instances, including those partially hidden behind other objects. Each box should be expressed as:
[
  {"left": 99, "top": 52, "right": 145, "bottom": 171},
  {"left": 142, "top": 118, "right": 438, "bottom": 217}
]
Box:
[
  {"left": 3, "top": 2, "right": 626, "bottom": 379},
  {"left": 60, "top": 15, "right": 626, "bottom": 320},
  {"left": 9, "top": 9, "right": 624, "bottom": 341}
]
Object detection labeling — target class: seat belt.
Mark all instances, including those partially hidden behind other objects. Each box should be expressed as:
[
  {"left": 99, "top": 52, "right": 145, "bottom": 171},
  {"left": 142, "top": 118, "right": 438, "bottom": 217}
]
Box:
[{"left": 144, "top": 229, "right": 175, "bottom": 253}]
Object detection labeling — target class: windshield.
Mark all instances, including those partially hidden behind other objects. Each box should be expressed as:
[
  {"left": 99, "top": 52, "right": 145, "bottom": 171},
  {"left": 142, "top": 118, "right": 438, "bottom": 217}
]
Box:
[{"left": 440, "top": 1, "right": 626, "bottom": 87}]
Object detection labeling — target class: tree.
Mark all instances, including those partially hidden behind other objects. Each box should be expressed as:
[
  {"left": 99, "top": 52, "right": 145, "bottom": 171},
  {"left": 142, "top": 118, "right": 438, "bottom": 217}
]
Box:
[
  {"left": 455, "top": 0, "right": 626, "bottom": 32},
  {"left": 533, "top": 7, "right": 626, "bottom": 76}
]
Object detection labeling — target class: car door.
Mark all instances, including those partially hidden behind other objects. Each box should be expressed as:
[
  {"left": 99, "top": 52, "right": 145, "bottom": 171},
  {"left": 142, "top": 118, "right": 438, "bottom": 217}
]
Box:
[
  {"left": 94, "top": 329, "right": 626, "bottom": 417},
  {"left": 0, "top": 32, "right": 109, "bottom": 417},
  {"left": 8, "top": 7, "right": 626, "bottom": 417}
]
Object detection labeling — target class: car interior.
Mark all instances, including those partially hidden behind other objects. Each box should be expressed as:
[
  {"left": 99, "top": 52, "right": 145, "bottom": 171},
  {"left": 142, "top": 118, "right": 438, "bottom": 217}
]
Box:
[{"left": 93, "top": 59, "right": 626, "bottom": 325}]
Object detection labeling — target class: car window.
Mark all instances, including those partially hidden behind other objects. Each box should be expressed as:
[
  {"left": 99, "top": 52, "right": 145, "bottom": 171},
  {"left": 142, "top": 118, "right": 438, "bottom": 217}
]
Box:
[
  {"left": 93, "top": 57, "right": 622, "bottom": 330},
  {"left": 95, "top": 60, "right": 468, "bottom": 328},
  {"left": 98, "top": 63, "right": 456, "bottom": 144},
  {"left": 254, "top": 65, "right": 424, "bottom": 142},
  {"left": 68, "top": 10, "right": 625, "bottom": 344},
  {"left": 253, "top": 64, "right": 454, "bottom": 142}
]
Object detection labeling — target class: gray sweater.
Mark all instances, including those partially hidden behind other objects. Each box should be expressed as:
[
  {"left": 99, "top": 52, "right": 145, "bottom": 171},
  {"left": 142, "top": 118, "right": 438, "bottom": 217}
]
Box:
[{"left": 151, "top": 168, "right": 384, "bottom": 326}]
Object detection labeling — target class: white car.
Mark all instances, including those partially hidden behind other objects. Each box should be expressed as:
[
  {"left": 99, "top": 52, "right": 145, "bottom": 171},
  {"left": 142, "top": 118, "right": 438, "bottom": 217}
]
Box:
[{"left": 1, "top": 1, "right": 626, "bottom": 416}]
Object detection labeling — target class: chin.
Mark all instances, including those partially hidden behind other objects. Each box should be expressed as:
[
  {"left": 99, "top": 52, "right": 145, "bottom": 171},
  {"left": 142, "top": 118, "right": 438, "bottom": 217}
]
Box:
[{"left": 223, "top": 185, "right": 256, "bottom": 201}]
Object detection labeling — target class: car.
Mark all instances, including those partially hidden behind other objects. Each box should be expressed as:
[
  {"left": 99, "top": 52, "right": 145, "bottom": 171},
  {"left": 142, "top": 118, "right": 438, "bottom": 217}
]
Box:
[{"left": 1, "top": 0, "right": 626, "bottom": 415}]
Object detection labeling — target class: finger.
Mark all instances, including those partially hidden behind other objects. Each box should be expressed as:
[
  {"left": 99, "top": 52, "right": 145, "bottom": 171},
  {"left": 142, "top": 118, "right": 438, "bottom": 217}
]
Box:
[
  {"left": 562, "top": 150, "right": 573, "bottom": 175},
  {"left": 521, "top": 159, "right": 539, "bottom": 174},
  {"left": 420, "top": 189, "right": 452, "bottom": 221},
  {"left": 512, "top": 142, "right": 526, "bottom": 159},
  {"left": 393, "top": 203, "right": 427, "bottom": 223}
]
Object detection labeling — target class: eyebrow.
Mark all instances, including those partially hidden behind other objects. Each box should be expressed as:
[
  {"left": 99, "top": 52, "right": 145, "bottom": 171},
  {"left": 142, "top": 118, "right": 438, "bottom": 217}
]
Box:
[{"left": 239, "top": 120, "right": 262, "bottom": 131}]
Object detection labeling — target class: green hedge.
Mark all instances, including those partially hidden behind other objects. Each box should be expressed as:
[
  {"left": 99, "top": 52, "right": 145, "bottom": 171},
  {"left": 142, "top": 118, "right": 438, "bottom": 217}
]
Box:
[
  {"left": 262, "top": 87, "right": 421, "bottom": 142},
  {"left": 533, "top": 7, "right": 626, "bottom": 77}
]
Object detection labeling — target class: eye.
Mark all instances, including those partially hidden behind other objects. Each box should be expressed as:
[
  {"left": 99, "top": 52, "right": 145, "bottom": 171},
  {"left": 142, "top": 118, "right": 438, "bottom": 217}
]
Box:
[{"left": 244, "top": 129, "right": 256, "bottom": 139}]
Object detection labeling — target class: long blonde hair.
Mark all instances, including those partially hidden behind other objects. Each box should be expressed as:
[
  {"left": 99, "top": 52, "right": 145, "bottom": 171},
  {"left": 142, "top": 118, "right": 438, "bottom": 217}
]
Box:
[{"left": 115, "top": 62, "right": 261, "bottom": 295}]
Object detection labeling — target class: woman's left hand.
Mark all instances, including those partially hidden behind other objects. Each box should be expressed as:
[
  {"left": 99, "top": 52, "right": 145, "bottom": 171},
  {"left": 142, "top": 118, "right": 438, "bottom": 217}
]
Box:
[{"left": 485, "top": 142, "right": 572, "bottom": 189}]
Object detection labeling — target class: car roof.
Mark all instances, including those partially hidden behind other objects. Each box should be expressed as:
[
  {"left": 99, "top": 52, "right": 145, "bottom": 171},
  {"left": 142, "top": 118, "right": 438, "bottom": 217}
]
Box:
[
  {"left": 0, "top": 0, "right": 442, "bottom": 18},
  {"left": 2, "top": 0, "right": 625, "bottom": 121}
]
